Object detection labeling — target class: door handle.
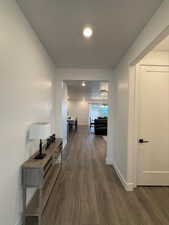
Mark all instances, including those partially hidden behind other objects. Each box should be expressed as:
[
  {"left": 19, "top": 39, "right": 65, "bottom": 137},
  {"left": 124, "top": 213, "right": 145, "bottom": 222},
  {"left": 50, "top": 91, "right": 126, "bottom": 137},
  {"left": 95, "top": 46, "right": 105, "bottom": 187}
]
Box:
[{"left": 138, "top": 138, "right": 150, "bottom": 144}]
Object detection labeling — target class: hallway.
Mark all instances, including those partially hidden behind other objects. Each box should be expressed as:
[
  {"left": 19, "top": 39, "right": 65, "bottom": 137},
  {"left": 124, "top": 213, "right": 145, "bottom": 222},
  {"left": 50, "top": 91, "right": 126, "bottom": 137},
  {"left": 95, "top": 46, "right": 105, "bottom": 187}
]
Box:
[{"left": 27, "top": 126, "right": 169, "bottom": 225}]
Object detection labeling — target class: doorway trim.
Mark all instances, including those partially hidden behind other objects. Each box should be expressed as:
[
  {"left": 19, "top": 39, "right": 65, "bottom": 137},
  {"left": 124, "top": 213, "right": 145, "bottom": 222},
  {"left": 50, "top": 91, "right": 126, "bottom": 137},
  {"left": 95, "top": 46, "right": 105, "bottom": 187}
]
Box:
[
  {"left": 128, "top": 26, "right": 169, "bottom": 189},
  {"left": 63, "top": 79, "right": 112, "bottom": 165}
]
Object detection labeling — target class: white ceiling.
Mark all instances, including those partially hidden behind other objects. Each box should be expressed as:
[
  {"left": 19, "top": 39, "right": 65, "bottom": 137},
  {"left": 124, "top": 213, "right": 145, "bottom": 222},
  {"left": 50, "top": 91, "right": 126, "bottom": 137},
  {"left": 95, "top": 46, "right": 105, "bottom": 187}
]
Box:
[
  {"left": 65, "top": 80, "right": 109, "bottom": 101},
  {"left": 154, "top": 35, "right": 169, "bottom": 51},
  {"left": 18, "top": 0, "right": 162, "bottom": 68}
]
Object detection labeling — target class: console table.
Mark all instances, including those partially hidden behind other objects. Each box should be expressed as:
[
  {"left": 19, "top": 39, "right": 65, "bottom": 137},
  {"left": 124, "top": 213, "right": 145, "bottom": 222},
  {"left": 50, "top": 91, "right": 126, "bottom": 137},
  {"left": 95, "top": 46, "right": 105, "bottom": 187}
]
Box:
[{"left": 22, "top": 139, "right": 63, "bottom": 225}]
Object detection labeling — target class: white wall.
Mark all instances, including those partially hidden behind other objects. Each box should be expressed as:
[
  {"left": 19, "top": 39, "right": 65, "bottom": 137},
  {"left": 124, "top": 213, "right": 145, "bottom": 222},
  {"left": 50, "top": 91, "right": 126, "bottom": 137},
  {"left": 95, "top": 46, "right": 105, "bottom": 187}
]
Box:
[
  {"left": 68, "top": 100, "right": 89, "bottom": 125},
  {"left": 68, "top": 99, "right": 108, "bottom": 126},
  {"left": 54, "top": 81, "right": 68, "bottom": 146},
  {"left": 112, "top": 0, "right": 169, "bottom": 190},
  {"left": 0, "top": 1, "right": 57, "bottom": 225},
  {"left": 61, "top": 82, "right": 68, "bottom": 145}
]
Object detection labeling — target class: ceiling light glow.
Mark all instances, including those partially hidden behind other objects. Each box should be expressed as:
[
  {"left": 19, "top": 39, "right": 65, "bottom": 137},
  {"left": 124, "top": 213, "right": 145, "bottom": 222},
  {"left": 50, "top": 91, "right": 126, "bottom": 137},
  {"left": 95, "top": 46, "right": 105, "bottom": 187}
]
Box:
[
  {"left": 82, "top": 81, "right": 86, "bottom": 87},
  {"left": 100, "top": 89, "right": 108, "bottom": 96},
  {"left": 83, "top": 27, "right": 93, "bottom": 38}
]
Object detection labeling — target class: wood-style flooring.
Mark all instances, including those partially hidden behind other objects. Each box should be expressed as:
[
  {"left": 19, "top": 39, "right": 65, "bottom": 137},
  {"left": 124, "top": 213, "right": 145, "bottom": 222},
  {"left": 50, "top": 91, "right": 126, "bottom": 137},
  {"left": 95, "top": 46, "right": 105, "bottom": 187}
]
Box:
[{"left": 28, "top": 126, "right": 169, "bottom": 225}]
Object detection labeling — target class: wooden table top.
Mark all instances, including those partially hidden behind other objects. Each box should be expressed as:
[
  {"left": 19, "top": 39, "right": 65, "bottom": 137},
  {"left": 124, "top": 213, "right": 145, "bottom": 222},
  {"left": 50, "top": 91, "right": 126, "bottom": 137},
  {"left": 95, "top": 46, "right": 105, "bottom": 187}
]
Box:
[{"left": 22, "top": 138, "right": 62, "bottom": 169}]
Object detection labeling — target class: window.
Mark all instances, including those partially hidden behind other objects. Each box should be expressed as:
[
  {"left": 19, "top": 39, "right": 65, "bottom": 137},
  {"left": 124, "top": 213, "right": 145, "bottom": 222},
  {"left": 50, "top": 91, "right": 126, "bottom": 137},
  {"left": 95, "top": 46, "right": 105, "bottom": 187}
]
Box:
[{"left": 89, "top": 104, "right": 109, "bottom": 121}]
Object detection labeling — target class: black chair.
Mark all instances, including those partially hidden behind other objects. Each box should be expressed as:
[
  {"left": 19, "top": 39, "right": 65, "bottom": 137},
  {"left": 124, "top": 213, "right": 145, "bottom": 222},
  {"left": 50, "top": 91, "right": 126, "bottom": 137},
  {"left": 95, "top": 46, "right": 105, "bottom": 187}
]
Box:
[{"left": 94, "top": 118, "right": 107, "bottom": 135}]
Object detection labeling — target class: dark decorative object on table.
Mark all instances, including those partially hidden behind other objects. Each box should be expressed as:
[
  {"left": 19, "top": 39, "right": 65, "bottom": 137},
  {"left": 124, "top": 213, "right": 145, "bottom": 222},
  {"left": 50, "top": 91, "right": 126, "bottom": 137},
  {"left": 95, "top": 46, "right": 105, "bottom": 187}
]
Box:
[
  {"left": 50, "top": 134, "right": 56, "bottom": 143},
  {"left": 29, "top": 122, "right": 51, "bottom": 160},
  {"left": 52, "top": 134, "right": 56, "bottom": 143},
  {"left": 45, "top": 138, "right": 51, "bottom": 150},
  {"left": 46, "top": 137, "right": 52, "bottom": 150},
  {"left": 45, "top": 134, "right": 56, "bottom": 150},
  {"left": 35, "top": 139, "right": 46, "bottom": 159},
  {"left": 49, "top": 136, "right": 53, "bottom": 144}
]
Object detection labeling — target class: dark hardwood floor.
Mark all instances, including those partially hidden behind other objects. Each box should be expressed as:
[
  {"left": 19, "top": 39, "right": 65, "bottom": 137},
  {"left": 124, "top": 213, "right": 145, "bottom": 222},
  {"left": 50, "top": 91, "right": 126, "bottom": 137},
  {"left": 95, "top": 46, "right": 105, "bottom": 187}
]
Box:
[{"left": 29, "top": 126, "right": 169, "bottom": 225}]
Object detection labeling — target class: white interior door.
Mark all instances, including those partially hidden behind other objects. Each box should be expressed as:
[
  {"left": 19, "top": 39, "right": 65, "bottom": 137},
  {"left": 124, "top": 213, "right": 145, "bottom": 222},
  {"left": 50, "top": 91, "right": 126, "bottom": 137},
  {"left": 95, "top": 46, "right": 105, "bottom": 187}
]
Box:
[{"left": 137, "top": 66, "right": 169, "bottom": 186}]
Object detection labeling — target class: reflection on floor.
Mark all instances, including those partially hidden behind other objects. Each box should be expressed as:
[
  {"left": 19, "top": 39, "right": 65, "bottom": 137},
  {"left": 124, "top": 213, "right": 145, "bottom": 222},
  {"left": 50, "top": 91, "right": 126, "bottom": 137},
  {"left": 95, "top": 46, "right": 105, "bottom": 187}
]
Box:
[{"left": 27, "top": 126, "right": 169, "bottom": 225}]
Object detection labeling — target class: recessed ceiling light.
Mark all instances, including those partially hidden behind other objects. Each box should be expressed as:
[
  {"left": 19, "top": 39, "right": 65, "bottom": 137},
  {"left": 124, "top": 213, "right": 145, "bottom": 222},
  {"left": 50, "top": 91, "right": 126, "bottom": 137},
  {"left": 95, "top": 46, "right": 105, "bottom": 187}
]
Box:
[
  {"left": 100, "top": 89, "right": 108, "bottom": 96},
  {"left": 82, "top": 81, "right": 86, "bottom": 87},
  {"left": 83, "top": 27, "right": 93, "bottom": 39}
]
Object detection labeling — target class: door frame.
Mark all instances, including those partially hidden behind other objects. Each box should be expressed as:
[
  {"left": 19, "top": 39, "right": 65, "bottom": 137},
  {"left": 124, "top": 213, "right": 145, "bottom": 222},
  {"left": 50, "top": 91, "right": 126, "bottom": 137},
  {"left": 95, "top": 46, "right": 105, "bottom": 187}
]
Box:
[
  {"left": 128, "top": 65, "right": 140, "bottom": 188},
  {"left": 130, "top": 64, "right": 169, "bottom": 188},
  {"left": 128, "top": 26, "right": 169, "bottom": 189},
  {"left": 63, "top": 79, "right": 112, "bottom": 164}
]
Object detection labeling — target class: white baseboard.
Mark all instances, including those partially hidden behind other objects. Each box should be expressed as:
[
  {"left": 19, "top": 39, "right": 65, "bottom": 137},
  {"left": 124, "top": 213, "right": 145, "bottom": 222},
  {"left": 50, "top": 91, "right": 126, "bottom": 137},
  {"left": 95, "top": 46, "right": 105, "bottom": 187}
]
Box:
[
  {"left": 113, "top": 163, "right": 134, "bottom": 191},
  {"left": 63, "top": 139, "right": 67, "bottom": 149},
  {"left": 15, "top": 216, "right": 22, "bottom": 225},
  {"left": 106, "top": 158, "right": 134, "bottom": 191},
  {"left": 105, "top": 158, "right": 113, "bottom": 165}
]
